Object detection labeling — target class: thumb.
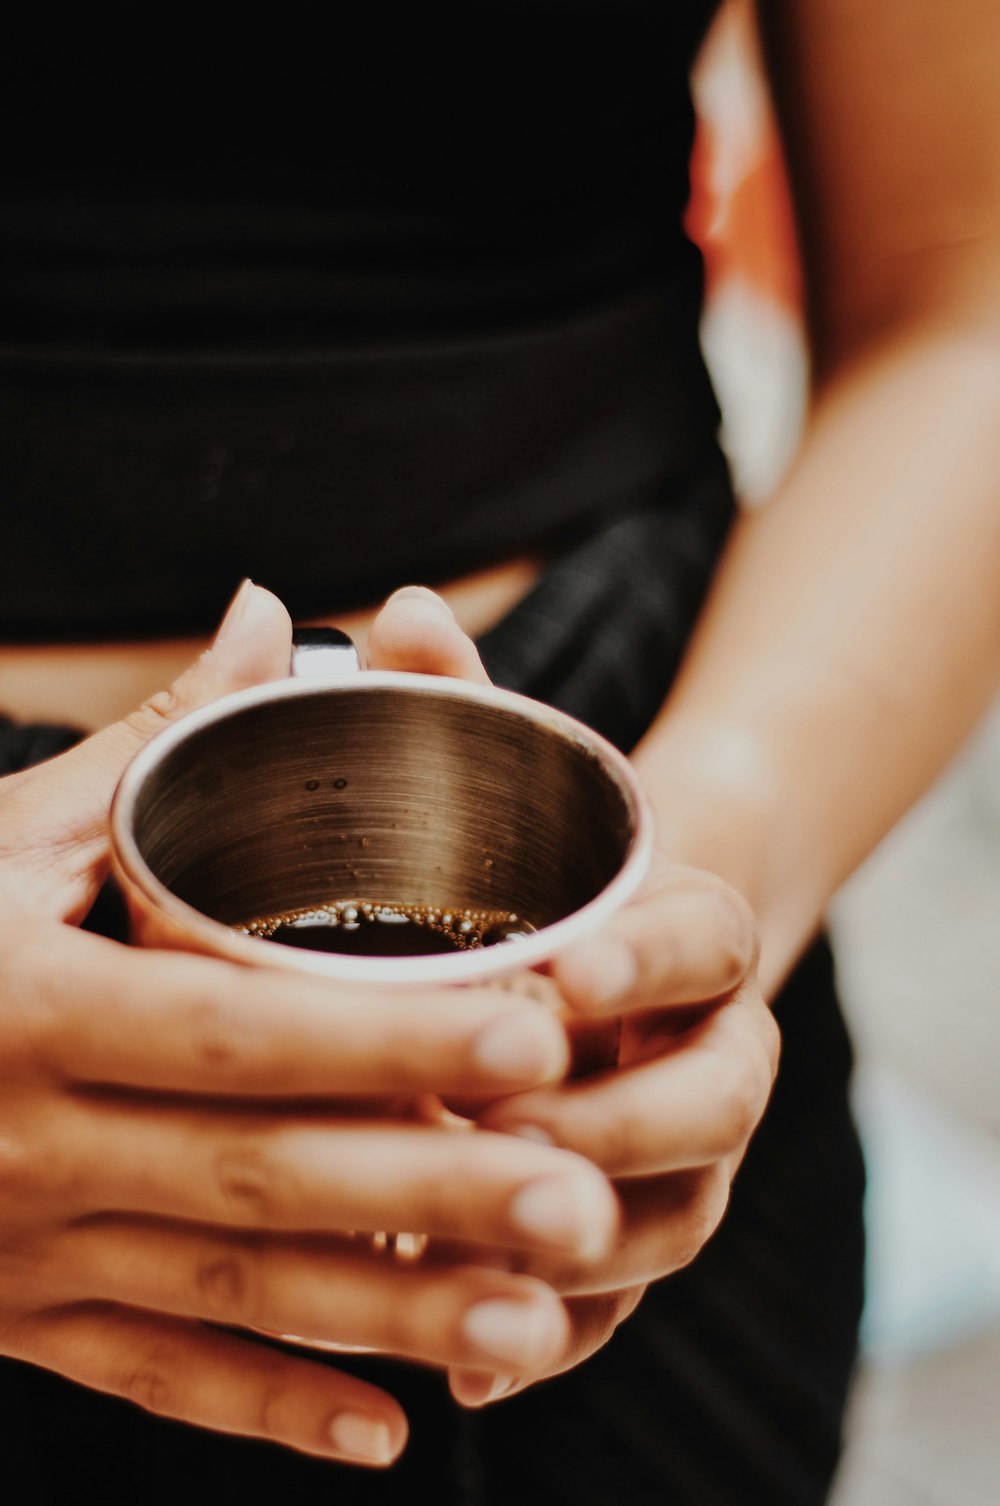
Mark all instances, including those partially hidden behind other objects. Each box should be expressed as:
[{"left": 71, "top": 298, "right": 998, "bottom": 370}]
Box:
[
  {"left": 91, "top": 580, "right": 293, "bottom": 782},
  {"left": 366, "top": 586, "right": 492, "bottom": 685},
  {"left": 2, "top": 581, "right": 292, "bottom": 920}
]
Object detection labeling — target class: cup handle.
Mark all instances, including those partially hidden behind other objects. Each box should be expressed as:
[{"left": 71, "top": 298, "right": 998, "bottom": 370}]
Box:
[{"left": 290, "top": 626, "right": 363, "bottom": 678}]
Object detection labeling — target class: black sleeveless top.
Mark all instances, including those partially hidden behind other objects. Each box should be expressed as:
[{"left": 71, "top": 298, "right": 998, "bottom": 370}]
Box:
[{"left": 0, "top": 2, "right": 722, "bottom": 639}]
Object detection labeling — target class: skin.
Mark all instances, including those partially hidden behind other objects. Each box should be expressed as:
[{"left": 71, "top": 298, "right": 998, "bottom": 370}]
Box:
[
  {"left": 1, "top": 0, "right": 999, "bottom": 1465},
  {"left": 0, "top": 577, "right": 768, "bottom": 1463},
  {"left": 640, "top": 0, "right": 1000, "bottom": 991}
]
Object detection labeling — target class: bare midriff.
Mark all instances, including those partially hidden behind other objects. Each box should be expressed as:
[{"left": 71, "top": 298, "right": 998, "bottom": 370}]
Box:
[{"left": 0, "top": 556, "right": 540, "bottom": 732}]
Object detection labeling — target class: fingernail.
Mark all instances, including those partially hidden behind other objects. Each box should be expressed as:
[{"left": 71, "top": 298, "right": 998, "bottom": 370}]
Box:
[
  {"left": 384, "top": 584, "right": 454, "bottom": 617},
  {"left": 452, "top": 1370, "right": 518, "bottom": 1406},
  {"left": 472, "top": 1013, "right": 567, "bottom": 1084},
  {"left": 462, "top": 1299, "right": 560, "bottom": 1369},
  {"left": 329, "top": 1411, "right": 395, "bottom": 1465},
  {"left": 567, "top": 939, "right": 638, "bottom": 1011},
  {"left": 509, "top": 1172, "right": 616, "bottom": 1260},
  {"left": 213, "top": 577, "right": 254, "bottom": 644}
]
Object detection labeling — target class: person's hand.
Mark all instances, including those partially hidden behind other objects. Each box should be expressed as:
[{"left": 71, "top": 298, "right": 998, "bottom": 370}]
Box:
[
  {"left": 0, "top": 582, "right": 619, "bottom": 1465},
  {"left": 456, "top": 849, "right": 779, "bottom": 1404},
  {"left": 366, "top": 587, "right": 780, "bottom": 1407}
]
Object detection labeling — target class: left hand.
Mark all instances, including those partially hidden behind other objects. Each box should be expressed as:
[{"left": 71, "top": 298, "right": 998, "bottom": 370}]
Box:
[{"left": 368, "top": 587, "right": 781, "bottom": 1407}]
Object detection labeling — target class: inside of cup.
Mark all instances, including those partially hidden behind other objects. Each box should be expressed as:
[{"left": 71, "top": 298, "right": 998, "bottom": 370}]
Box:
[{"left": 129, "top": 682, "right": 637, "bottom": 937}]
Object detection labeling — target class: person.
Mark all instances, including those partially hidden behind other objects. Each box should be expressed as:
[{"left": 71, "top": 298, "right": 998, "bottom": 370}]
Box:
[{"left": 1, "top": 2, "right": 998, "bottom": 1503}]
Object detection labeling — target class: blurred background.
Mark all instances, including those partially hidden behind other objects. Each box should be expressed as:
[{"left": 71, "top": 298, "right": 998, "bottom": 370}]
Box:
[{"left": 689, "top": 6, "right": 1000, "bottom": 1503}]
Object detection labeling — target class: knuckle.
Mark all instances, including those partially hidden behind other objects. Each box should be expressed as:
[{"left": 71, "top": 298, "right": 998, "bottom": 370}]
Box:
[
  {"left": 675, "top": 1173, "right": 729, "bottom": 1270},
  {"left": 569, "top": 1291, "right": 622, "bottom": 1358},
  {"left": 0, "top": 1132, "right": 34, "bottom": 1203},
  {"left": 195, "top": 1241, "right": 264, "bottom": 1325},
  {"left": 758, "top": 1004, "right": 782, "bottom": 1079},
  {"left": 592, "top": 1287, "right": 639, "bottom": 1340},
  {"left": 599, "top": 1109, "right": 641, "bottom": 1178},
  {"left": 214, "top": 1137, "right": 282, "bottom": 1224},
  {"left": 400, "top": 1268, "right": 473, "bottom": 1358},
  {"left": 707, "top": 886, "right": 757, "bottom": 990},
  {"left": 697, "top": 1174, "right": 730, "bottom": 1247},
  {"left": 711, "top": 1058, "right": 765, "bottom": 1153},
  {"left": 0, "top": 1307, "right": 49, "bottom": 1362},
  {"left": 0, "top": 931, "right": 64, "bottom": 1069},
  {"left": 0, "top": 1119, "right": 80, "bottom": 1211},
  {"left": 256, "top": 1362, "right": 299, "bottom": 1440},
  {"left": 620, "top": 1284, "right": 646, "bottom": 1323},
  {"left": 186, "top": 995, "right": 257, "bottom": 1081},
  {"left": 125, "top": 687, "right": 181, "bottom": 736},
  {"left": 123, "top": 1346, "right": 177, "bottom": 1415}
]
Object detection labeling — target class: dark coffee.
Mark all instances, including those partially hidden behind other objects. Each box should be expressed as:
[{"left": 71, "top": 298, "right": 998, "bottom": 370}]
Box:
[{"left": 235, "top": 899, "right": 535, "bottom": 958}]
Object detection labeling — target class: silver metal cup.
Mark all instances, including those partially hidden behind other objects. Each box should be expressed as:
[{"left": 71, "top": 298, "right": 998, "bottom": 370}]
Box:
[
  {"left": 110, "top": 663, "right": 653, "bottom": 992},
  {"left": 109, "top": 651, "right": 652, "bottom": 1347}
]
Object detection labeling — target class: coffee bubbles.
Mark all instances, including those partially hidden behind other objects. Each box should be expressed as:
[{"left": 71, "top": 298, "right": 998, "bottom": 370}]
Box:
[{"left": 236, "top": 899, "right": 536, "bottom": 958}]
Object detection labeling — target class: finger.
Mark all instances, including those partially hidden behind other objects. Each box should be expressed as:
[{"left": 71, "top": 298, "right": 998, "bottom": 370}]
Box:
[
  {"left": 14, "top": 1302, "right": 406, "bottom": 1465},
  {"left": 365, "top": 586, "right": 492, "bottom": 684},
  {"left": 478, "top": 993, "right": 778, "bottom": 1177},
  {"left": 28, "top": 923, "right": 569, "bottom": 1099},
  {"left": 448, "top": 1286, "right": 646, "bottom": 1405},
  {"left": 58, "top": 1106, "right": 618, "bottom": 1261},
  {"left": 1, "top": 582, "right": 292, "bottom": 921},
  {"left": 493, "top": 1168, "right": 732, "bottom": 1296},
  {"left": 551, "top": 859, "right": 758, "bottom": 1017},
  {"left": 49, "top": 1224, "right": 572, "bottom": 1375}
]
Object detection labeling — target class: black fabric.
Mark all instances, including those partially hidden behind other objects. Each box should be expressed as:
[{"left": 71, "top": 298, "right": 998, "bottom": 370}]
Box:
[
  {"left": 0, "top": 281, "right": 720, "bottom": 640},
  {"left": 0, "top": 714, "right": 82, "bottom": 774},
  {"left": 2, "top": 6, "right": 715, "bottom": 346},
  {"left": 0, "top": 2, "right": 722, "bottom": 641},
  {"left": 477, "top": 449, "right": 734, "bottom": 750},
  {"left": 0, "top": 471, "right": 865, "bottom": 1505}
]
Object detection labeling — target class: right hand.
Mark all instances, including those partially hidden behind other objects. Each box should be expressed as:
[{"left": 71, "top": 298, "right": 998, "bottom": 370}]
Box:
[{"left": 0, "top": 583, "right": 618, "bottom": 1466}]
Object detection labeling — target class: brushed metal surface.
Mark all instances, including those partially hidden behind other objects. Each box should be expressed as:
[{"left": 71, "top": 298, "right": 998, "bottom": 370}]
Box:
[{"left": 130, "top": 682, "right": 635, "bottom": 936}]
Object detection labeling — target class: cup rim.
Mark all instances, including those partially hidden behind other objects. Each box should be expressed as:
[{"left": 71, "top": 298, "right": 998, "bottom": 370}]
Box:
[{"left": 110, "top": 671, "right": 655, "bottom": 987}]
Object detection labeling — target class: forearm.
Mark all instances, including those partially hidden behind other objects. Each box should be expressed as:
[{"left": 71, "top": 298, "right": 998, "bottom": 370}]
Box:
[{"left": 634, "top": 326, "right": 1000, "bottom": 996}]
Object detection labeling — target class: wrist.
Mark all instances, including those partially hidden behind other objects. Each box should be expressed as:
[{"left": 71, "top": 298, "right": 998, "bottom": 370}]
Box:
[
  {"left": 632, "top": 718, "right": 822, "bottom": 998},
  {"left": 632, "top": 718, "right": 779, "bottom": 894}
]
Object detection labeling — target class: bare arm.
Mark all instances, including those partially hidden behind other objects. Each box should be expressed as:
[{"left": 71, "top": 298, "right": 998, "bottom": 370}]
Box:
[
  {"left": 635, "top": 0, "right": 1000, "bottom": 994},
  {"left": 440, "top": 2, "right": 1000, "bottom": 1403}
]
